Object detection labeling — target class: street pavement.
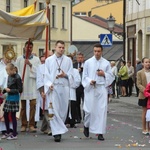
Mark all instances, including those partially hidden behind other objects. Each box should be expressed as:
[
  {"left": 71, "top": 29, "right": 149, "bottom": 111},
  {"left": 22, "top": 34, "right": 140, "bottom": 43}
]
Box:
[
  {"left": 113, "top": 94, "right": 138, "bottom": 106},
  {"left": 0, "top": 95, "right": 150, "bottom": 150}
]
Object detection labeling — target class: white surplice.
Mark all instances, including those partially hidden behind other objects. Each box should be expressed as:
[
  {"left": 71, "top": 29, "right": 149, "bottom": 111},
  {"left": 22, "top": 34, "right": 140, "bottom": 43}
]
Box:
[
  {"left": 82, "top": 56, "right": 115, "bottom": 134},
  {"left": 16, "top": 55, "right": 41, "bottom": 100},
  {"left": 0, "top": 60, "right": 8, "bottom": 89},
  {"left": 69, "top": 68, "right": 81, "bottom": 101},
  {"left": 36, "top": 64, "right": 49, "bottom": 110},
  {"left": 68, "top": 68, "right": 81, "bottom": 119},
  {"left": 44, "top": 54, "right": 73, "bottom": 136},
  {"left": 26, "top": 64, "right": 45, "bottom": 122}
]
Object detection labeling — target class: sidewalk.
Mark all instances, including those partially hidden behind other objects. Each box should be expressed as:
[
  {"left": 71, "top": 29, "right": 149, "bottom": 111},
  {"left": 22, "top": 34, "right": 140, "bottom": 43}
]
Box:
[{"left": 112, "top": 95, "right": 139, "bottom": 106}]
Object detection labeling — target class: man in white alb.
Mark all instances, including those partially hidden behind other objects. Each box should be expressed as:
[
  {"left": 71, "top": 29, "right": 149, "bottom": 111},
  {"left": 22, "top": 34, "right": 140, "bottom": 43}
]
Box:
[
  {"left": 82, "top": 43, "right": 114, "bottom": 141},
  {"left": 44, "top": 40, "right": 73, "bottom": 142}
]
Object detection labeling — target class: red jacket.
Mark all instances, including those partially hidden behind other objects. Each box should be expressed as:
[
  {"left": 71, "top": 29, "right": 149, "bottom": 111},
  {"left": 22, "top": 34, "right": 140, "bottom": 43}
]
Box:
[{"left": 144, "top": 83, "right": 150, "bottom": 109}]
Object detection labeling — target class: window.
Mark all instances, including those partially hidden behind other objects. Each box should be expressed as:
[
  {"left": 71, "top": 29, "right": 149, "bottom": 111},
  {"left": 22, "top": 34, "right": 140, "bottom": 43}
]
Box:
[
  {"left": 24, "top": 0, "right": 28, "bottom": 7},
  {"left": 39, "top": 48, "right": 44, "bottom": 57},
  {"left": 3, "top": 45, "right": 8, "bottom": 55},
  {"left": 62, "top": 7, "right": 65, "bottom": 29},
  {"left": 74, "top": 12, "right": 86, "bottom": 16},
  {"left": 81, "top": 12, "right": 86, "bottom": 16},
  {"left": 6, "top": 0, "right": 10, "bottom": 12},
  {"left": 74, "top": 12, "right": 80, "bottom": 16},
  {"left": 39, "top": 2, "right": 44, "bottom": 11},
  {"left": 52, "top": 5, "right": 56, "bottom": 28}
]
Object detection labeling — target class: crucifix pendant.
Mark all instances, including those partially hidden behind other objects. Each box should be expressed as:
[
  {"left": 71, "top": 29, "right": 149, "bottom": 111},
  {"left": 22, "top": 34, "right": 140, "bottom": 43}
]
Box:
[{"left": 58, "top": 68, "right": 61, "bottom": 73}]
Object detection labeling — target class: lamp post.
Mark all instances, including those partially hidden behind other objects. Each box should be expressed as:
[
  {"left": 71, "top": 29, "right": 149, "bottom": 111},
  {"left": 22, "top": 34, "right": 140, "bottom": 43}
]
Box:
[
  {"left": 106, "top": 14, "right": 116, "bottom": 33},
  {"left": 106, "top": 13, "right": 125, "bottom": 61}
]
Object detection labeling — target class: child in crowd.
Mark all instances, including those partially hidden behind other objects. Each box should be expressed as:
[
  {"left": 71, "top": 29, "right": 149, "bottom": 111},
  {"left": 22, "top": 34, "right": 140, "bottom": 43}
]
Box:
[
  {"left": 137, "top": 57, "right": 150, "bottom": 135},
  {"left": 144, "top": 83, "right": 150, "bottom": 134},
  {"left": 2, "top": 63, "right": 22, "bottom": 140}
]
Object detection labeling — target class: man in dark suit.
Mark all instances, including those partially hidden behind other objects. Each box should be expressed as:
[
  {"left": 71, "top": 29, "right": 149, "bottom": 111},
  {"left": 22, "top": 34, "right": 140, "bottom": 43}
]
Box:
[{"left": 73, "top": 52, "right": 84, "bottom": 123}]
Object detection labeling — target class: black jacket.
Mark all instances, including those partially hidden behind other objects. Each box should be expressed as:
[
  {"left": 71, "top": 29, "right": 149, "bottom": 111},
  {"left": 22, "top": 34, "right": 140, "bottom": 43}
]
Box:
[{"left": 4, "top": 73, "right": 23, "bottom": 95}]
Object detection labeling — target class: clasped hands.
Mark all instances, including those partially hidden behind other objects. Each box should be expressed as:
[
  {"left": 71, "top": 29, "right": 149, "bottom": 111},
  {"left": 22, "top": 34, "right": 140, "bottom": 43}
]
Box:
[
  {"left": 56, "top": 70, "right": 66, "bottom": 79},
  {"left": 96, "top": 69, "right": 105, "bottom": 77},
  {"left": 90, "top": 69, "right": 105, "bottom": 86}
]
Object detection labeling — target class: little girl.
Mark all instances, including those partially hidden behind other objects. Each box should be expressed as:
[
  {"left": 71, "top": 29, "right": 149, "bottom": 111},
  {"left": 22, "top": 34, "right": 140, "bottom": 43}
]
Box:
[{"left": 2, "top": 63, "right": 22, "bottom": 140}]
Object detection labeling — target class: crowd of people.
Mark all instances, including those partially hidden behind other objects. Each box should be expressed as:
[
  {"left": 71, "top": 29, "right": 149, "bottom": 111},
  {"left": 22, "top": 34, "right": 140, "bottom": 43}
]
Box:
[
  {"left": 110, "top": 57, "right": 150, "bottom": 136},
  {"left": 0, "top": 40, "right": 150, "bottom": 143}
]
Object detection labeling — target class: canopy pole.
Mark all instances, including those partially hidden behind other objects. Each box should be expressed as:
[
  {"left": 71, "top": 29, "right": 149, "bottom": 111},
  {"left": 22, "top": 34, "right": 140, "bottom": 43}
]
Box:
[
  {"left": 45, "top": 1, "right": 50, "bottom": 58},
  {"left": 43, "top": 0, "right": 50, "bottom": 114},
  {"left": 22, "top": 38, "right": 31, "bottom": 83}
]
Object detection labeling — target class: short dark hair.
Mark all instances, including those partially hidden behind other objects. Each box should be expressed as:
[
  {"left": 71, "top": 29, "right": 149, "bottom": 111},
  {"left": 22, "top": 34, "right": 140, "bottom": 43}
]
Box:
[
  {"left": 93, "top": 43, "right": 103, "bottom": 50},
  {"left": 142, "top": 57, "right": 149, "bottom": 63},
  {"left": 25, "top": 41, "right": 33, "bottom": 47},
  {"left": 55, "top": 40, "right": 65, "bottom": 46},
  {"left": 39, "top": 55, "right": 45, "bottom": 60},
  {"left": 77, "top": 52, "right": 84, "bottom": 56},
  {"left": 121, "top": 60, "right": 126, "bottom": 65}
]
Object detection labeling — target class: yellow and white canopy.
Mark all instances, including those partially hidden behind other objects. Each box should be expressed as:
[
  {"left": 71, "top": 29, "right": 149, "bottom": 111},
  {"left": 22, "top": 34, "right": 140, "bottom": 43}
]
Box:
[{"left": 0, "top": 4, "right": 48, "bottom": 40}]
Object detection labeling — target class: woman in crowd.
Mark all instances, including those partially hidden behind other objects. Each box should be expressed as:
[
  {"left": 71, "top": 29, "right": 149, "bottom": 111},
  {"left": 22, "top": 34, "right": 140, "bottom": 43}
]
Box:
[
  {"left": 118, "top": 60, "right": 128, "bottom": 97},
  {"left": 127, "top": 61, "right": 134, "bottom": 97}
]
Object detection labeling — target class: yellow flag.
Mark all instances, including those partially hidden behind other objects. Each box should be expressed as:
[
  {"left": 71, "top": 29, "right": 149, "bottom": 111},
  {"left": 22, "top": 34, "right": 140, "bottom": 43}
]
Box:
[{"left": 11, "top": 3, "right": 35, "bottom": 16}]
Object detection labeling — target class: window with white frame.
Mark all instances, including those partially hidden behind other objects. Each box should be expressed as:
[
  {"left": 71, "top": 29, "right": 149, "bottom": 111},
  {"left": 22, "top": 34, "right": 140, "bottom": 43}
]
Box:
[
  {"left": 39, "top": 2, "right": 44, "bottom": 10},
  {"left": 39, "top": 48, "right": 44, "bottom": 57},
  {"left": 24, "top": 0, "right": 28, "bottom": 7},
  {"left": 52, "top": 5, "right": 56, "bottom": 28},
  {"left": 74, "top": 12, "right": 86, "bottom": 16},
  {"left": 6, "top": 0, "right": 10, "bottom": 12},
  {"left": 62, "top": 7, "right": 66, "bottom": 29}
]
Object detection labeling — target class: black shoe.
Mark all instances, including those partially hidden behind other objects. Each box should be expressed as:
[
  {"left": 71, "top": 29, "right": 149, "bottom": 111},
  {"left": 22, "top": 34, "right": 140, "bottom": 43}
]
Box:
[
  {"left": 76, "top": 119, "right": 81, "bottom": 124},
  {"left": 83, "top": 126, "right": 89, "bottom": 137},
  {"left": 70, "top": 124, "right": 77, "bottom": 128},
  {"left": 98, "top": 134, "right": 105, "bottom": 141},
  {"left": 54, "top": 134, "right": 61, "bottom": 142}
]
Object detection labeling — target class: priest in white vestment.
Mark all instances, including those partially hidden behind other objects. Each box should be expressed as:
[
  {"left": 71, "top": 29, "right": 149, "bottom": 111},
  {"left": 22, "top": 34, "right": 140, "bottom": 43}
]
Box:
[
  {"left": 82, "top": 43, "right": 114, "bottom": 141},
  {"left": 44, "top": 40, "right": 73, "bottom": 142}
]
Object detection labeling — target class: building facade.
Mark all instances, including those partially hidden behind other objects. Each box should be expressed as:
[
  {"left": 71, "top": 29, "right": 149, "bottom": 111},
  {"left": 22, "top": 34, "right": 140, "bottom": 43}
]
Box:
[
  {"left": 0, "top": 0, "right": 72, "bottom": 58},
  {"left": 72, "top": 15, "right": 123, "bottom": 61},
  {"left": 126, "top": 0, "right": 150, "bottom": 66}
]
